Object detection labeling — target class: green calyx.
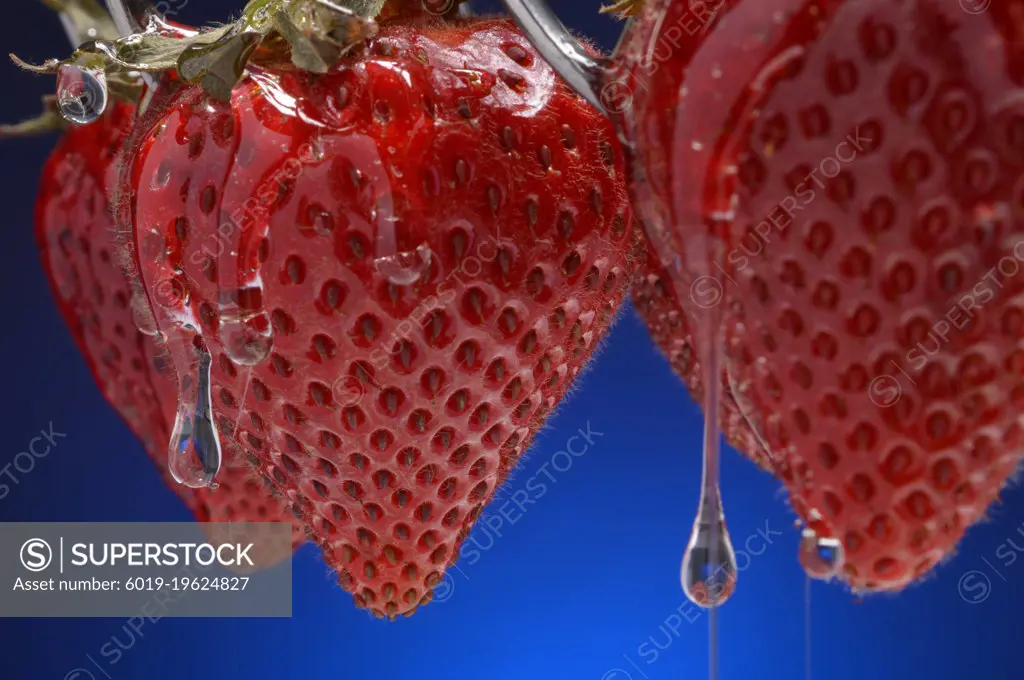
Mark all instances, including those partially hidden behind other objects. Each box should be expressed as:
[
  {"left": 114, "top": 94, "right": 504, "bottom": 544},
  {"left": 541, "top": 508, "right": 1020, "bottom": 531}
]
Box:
[
  {"left": 244, "top": 0, "right": 387, "bottom": 22},
  {"left": 1, "top": 1, "right": 119, "bottom": 137},
  {"left": 263, "top": 0, "right": 384, "bottom": 75},
  {"left": 14, "top": 0, "right": 385, "bottom": 104}
]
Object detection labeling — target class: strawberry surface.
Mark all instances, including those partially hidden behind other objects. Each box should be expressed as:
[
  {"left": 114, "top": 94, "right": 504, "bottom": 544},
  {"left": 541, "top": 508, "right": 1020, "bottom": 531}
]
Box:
[
  {"left": 35, "top": 102, "right": 304, "bottom": 553},
  {"left": 621, "top": 0, "right": 1024, "bottom": 591},
  {"left": 119, "top": 16, "right": 639, "bottom": 617}
]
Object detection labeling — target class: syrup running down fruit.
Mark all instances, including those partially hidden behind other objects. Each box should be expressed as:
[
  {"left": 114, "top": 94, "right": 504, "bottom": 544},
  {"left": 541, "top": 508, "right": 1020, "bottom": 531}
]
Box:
[
  {"left": 26, "top": 0, "right": 641, "bottom": 618},
  {"left": 33, "top": 84, "right": 304, "bottom": 558},
  {"left": 18, "top": 0, "right": 1024, "bottom": 642},
  {"left": 617, "top": 0, "right": 1024, "bottom": 595},
  {"left": 505, "top": 0, "right": 1024, "bottom": 596}
]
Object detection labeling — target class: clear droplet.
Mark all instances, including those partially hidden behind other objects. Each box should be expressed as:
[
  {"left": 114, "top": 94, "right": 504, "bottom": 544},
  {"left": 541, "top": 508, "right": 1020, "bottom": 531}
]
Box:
[
  {"left": 217, "top": 286, "right": 273, "bottom": 367},
  {"left": 681, "top": 336, "right": 738, "bottom": 609},
  {"left": 374, "top": 243, "right": 432, "bottom": 286},
  {"left": 130, "top": 291, "right": 162, "bottom": 338},
  {"left": 56, "top": 64, "right": 108, "bottom": 125},
  {"left": 681, "top": 502, "right": 739, "bottom": 607},
  {"left": 150, "top": 161, "right": 172, "bottom": 190},
  {"left": 167, "top": 344, "right": 222, "bottom": 488},
  {"left": 216, "top": 269, "right": 274, "bottom": 366},
  {"left": 218, "top": 309, "right": 274, "bottom": 366},
  {"left": 208, "top": 89, "right": 275, "bottom": 370},
  {"left": 798, "top": 528, "right": 844, "bottom": 580}
]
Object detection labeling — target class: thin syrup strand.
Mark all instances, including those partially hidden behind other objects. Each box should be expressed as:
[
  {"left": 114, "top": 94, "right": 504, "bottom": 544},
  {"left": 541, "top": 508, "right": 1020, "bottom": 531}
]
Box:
[
  {"left": 698, "top": 312, "right": 723, "bottom": 680},
  {"left": 709, "top": 567, "right": 719, "bottom": 680},
  {"left": 232, "top": 367, "right": 254, "bottom": 436},
  {"left": 805, "top": 575, "right": 812, "bottom": 680}
]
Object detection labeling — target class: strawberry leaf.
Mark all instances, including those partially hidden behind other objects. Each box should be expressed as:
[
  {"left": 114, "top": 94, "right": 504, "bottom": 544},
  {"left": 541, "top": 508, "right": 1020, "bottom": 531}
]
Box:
[
  {"left": 599, "top": 0, "right": 644, "bottom": 18},
  {"left": 0, "top": 96, "right": 66, "bottom": 138},
  {"left": 14, "top": 0, "right": 382, "bottom": 103}
]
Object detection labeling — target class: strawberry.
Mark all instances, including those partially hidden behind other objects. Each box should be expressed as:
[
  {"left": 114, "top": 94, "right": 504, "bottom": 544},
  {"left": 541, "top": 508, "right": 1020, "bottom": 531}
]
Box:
[
  {"left": 58, "top": 0, "right": 644, "bottom": 618},
  {"left": 620, "top": 0, "right": 1024, "bottom": 591},
  {"left": 33, "top": 96, "right": 304, "bottom": 556}
]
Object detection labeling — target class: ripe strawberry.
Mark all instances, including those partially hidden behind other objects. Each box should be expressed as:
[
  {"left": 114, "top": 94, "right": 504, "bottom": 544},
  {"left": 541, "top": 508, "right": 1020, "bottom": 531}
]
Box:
[
  {"left": 111, "top": 6, "right": 638, "bottom": 618},
  {"left": 34, "top": 101, "right": 304, "bottom": 555},
  {"left": 620, "top": 0, "right": 1024, "bottom": 591}
]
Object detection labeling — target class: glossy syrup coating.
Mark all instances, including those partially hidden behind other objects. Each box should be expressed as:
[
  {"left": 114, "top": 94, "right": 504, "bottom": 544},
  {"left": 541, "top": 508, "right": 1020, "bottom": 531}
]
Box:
[
  {"left": 620, "top": 0, "right": 1024, "bottom": 590},
  {"left": 118, "top": 18, "right": 640, "bottom": 617},
  {"left": 35, "top": 102, "right": 304, "bottom": 559}
]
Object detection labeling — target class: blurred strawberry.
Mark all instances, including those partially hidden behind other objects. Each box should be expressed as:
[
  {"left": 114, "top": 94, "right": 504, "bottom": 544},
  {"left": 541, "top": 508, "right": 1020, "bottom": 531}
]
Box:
[{"left": 621, "top": 0, "right": 1024, "bottom": 591}]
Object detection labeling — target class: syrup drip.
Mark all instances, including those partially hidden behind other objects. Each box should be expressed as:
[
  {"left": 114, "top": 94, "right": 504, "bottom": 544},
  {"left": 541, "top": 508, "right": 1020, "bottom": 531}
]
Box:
[
  {"left": 167, "top": 342, "right": 222, "bottom": 488},
  {"left": 56, "top": 64, "right": 108, "bottom": 125}
]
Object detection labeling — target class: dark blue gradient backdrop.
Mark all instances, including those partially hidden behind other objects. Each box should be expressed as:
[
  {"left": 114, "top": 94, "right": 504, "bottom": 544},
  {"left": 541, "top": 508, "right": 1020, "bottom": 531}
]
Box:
[{"left": 1, "top": 1, "right": 1020, "bottom": 678}]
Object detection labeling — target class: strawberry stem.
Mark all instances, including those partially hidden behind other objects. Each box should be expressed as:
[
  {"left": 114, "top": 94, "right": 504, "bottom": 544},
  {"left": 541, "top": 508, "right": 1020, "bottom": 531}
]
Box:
[
  {"left": 13, "top": 0, "right": 383, "bottom": 103},
  {"left": 0, "top": 96, "right": 67, "bottom": 138},
  {"left": 598, "top": 0, "right": 643, "bottom": 17},
  {"left": 0, "top": 0, "right": 124, "bottom": 137},
  {"left": 243, "top": 0, "right": 388, "bottom": 23}
]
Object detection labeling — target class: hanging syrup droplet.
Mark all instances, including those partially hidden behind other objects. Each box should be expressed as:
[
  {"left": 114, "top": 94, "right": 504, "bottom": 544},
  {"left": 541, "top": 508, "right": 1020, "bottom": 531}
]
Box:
[
  {"left": 56, "top": 64, "right": 108, "bottom": 125},
  {"left": 167, "top": 343, "right": 222, "bottom": 488},
  {"left": 130, "top": 290, "right": 163, "bottom": 338},
  {"left": 681, "top": 338, "right": 739, "bottom": 609},
  {"left": 804, "top": 574, "right": 813, "bottom": 680},
  {"left": 218, "top": 287, "right": 274, "bottom": 366},
  {"left": 210, "top": 98, "right": 298, "bottom": 370},
  {"left": 681, "top": 499, "right": 739, "bottom": 607},
  {"left": 798, "top": 528, "right": 844, "bottom": 580}
]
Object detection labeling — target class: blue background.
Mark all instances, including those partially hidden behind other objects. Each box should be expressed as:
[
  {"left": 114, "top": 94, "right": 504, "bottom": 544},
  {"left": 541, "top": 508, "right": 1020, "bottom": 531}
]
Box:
[{"left": 1, "top": 1, "right": 1020, "bottom": 678}]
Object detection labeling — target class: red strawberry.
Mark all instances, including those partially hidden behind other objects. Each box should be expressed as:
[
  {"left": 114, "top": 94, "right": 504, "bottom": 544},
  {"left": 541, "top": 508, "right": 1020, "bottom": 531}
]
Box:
[
  {"left": 620, "top": 0, "right": 1024, "bottom": 591},
  {"left": 101, "top": 3, "right": 639, "bottom": 618},
  {"left": 34, "top": 101, "right": 304, "bottom": 557}
]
